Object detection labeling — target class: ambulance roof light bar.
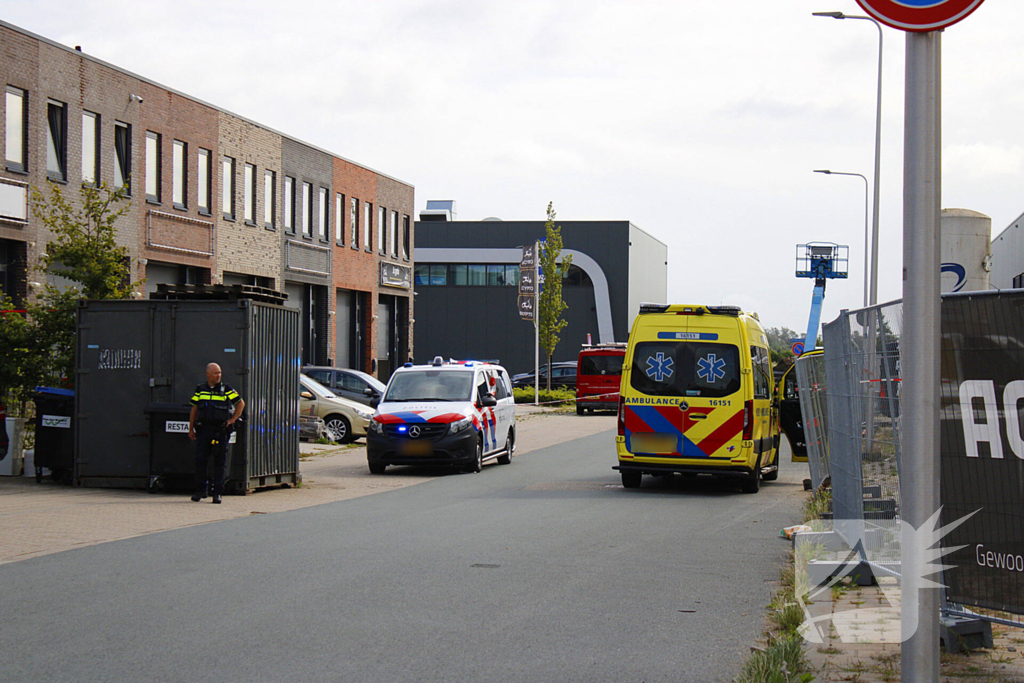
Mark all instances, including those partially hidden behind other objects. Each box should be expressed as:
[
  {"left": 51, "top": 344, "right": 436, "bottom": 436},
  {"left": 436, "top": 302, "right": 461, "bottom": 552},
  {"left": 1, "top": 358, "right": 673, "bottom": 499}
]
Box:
[{"left": 638, "top": 303, "right": 741, "bottom": 316}]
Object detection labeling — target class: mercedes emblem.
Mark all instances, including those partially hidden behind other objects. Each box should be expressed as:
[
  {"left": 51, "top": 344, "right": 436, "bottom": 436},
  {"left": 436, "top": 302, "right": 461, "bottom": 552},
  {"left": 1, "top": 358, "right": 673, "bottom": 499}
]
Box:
[{"left": 409, "top": 425, "right": 421, "bottom": 438}]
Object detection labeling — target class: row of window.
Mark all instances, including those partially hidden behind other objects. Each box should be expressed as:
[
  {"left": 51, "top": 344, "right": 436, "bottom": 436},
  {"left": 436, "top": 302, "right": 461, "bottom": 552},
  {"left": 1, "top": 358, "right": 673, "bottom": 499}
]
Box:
[
  {"left": 414, "top": 264, "right": 593, "bottom": 287},
  {"left": 3, "top": 85, "right": 412, "bottom": 259}
]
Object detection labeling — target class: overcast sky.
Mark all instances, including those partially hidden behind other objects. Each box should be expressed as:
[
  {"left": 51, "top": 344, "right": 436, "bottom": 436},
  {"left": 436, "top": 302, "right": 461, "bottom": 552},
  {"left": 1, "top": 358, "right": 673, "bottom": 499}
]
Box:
[{"left": 3, "top": 0, "right": 1019, "bottom": 334}]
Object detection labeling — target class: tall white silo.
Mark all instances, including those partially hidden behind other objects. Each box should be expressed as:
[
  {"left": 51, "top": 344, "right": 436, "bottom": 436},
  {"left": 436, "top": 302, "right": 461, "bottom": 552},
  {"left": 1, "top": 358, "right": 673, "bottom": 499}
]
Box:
[{"left": 941, "top": 208, "right": 991, "bottom": 294}]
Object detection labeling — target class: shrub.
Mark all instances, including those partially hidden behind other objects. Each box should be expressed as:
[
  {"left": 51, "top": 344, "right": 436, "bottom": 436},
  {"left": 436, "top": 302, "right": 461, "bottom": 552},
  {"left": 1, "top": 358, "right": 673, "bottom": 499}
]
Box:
[{"left": 512, "top": 386, "right": 576, "bottom": 405}]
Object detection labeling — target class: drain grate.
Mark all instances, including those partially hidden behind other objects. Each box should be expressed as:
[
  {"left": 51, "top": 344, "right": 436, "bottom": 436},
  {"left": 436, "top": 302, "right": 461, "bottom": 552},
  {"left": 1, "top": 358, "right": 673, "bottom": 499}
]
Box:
[{"left": 471, "top": 563, "right": 500, "bottom": 569}]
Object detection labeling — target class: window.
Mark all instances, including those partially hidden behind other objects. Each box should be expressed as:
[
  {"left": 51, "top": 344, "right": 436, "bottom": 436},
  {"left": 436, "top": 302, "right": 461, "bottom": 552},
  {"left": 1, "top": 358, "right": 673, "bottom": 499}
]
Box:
[
  {"left": 450, "top": 264, "right": 467, "bottom": 285},
  {"left": 350, "top": 197, "right": 359, "bottom": 247},
  {"left": 467, "top": 264, "right": 486, "bottom": 285},
  {"left": 335, "top": 193, "right": 344, "bottom": 244},
  {"left": 114, "top": 121, "right": 131, "bottom": 194},
  {"left": 630, "top": 342, "right": 741, "bottom": 399},
  {"left": 402, "top": 215, "right": 410, "bottom": 260},
  {"left": 243, "top": 163, "right": 255, "bottom": 224},
  {"left": 47, "top": 100, "right": 67, "bottom": 181},
  {"left": 751, "top": 346, "right": 771, "bottom": 399},
  {"left": 5, "top": 87, "right": 26, "bottom": 172},
  {"left": 414, "top": 264, "right": 429, "bottom": 285},
  {"left": 390, "top": 210, "right": 398, "bottom": 258},
  {"left": 81, "top": 111, "right": 99, "bottom": 186},
  {"left": 302, "top": 182, "right": 312, "bottom": 237},
  {"left": 264, "top": 170, "right": 276, "bottom": 229},
  {"left": 284, "top": 176, "right": 295, "bottom": 232},
  {"left": 506, "top": 265, "right": 519, "bottom": 284},
  {"left": 318, "top": 187, "right": 328, "bottom": 241},
  {"left": 197, "top": 148, "right": 210, "bottom": 213},
  {"left": 486, "top": 265, "right": 506, "bottom": 286},
  {"left": 1014, "top": 273, "right": 1024, "bottom": 289},
  {"left": 364, "top": 202, "right": 372, "bottom": 251},
  {"left": 306, "top": 369, "right": 332, "bottom": 385},
  {"left": 172, "top": 140, "right": 186, "bottom": 208},
  {"left": 144, "top": 131, "right": 160, "bottom": 200},
  {"left": 377, "top": 206, "right": 386, "bottom": 254},
  {"left": 221, "top": 156, "right": 235, "bottom": 219}
]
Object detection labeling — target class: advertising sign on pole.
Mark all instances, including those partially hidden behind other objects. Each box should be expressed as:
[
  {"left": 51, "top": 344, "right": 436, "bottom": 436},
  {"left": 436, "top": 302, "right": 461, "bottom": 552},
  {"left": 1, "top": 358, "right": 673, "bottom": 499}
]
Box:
[
  {"left": 518, "top": 295, "right": 535, "bottom": 321},
  {"left": 518, "top": 269, "right": 535, "bottom": 295},
  {"left": 520, "top": 245, "right": 535, "bottom": 270},
  {"left": 855, "top": 0, "right": 985, "bottom": 32}
]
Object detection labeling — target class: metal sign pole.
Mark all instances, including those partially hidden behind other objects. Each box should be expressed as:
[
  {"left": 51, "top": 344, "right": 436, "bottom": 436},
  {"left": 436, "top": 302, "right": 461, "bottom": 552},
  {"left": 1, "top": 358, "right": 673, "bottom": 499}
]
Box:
[
  {"left": 535, "top": 240, "right": 540, "bottom": 406},
  {"left": 901, "top": 29, "right": 942, "bottom": 682}
]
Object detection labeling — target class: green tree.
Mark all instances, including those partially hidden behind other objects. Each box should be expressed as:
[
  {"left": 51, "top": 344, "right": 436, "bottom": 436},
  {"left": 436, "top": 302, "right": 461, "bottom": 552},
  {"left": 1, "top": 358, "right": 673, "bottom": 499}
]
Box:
[
  {"left": 765, "top": 325, "right": 800, "bottom": 363},
  {"left": 537, "top": 202, "right": 571, "bottom": 391},
  {"left": 32, "top": 183, "right": 135, "bottom": 299},
  {"left": 0, "top": 184, "right": 137, "bottom": 414}
]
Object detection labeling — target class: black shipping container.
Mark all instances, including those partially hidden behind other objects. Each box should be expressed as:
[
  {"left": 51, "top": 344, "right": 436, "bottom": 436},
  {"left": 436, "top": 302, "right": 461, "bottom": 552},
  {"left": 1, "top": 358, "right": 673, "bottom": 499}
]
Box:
[{"left": 75, "top": 298, "right": 300, "bottom": 492}]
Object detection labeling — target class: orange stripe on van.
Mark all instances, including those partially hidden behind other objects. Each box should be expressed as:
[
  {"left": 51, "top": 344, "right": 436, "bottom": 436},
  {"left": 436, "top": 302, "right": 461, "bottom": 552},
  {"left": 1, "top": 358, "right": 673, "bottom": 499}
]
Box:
[{"left": 695, "top": 410, "right": 744, "bottom": 456}]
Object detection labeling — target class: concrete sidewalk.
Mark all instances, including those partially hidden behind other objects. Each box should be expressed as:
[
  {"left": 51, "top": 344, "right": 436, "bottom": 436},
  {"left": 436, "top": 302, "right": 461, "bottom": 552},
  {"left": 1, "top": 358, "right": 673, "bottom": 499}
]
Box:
[{"left": 0, "top": 407, "right": 615, "bottom": 565}]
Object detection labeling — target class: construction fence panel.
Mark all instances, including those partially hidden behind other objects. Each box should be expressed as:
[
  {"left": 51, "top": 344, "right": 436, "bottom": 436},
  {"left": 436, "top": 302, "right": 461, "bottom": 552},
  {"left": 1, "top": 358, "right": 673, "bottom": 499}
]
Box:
[
  {"left": 822, "top": 312, "right": 865, "bottom": 538},
  {"left": 795, "top": 350, "right": 830, "bottom": 489},
  {"left": 940, "top": 290, "right": 1024, "bottom": 620}
]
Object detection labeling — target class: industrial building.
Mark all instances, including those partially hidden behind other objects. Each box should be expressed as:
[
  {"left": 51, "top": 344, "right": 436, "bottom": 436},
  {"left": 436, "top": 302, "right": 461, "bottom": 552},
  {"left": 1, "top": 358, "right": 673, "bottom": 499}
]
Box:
[
  {"left": 0, "top": 20, "right": 413, "bottom": 379},
  {"left": 413, "top": 204, "right": 667, "bottom": 375}
]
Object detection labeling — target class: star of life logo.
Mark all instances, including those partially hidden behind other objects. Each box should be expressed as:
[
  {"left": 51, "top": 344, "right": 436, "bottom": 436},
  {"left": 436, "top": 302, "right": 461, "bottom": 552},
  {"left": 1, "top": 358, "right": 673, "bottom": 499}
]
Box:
[
  {"left": 793, "top": 508, "right": 978, "bottom": 644},
  {"left": 645, "top": 352, "right": 674, "bottom": 382},
  {"left": 696, "top": 353, "right": 726, "bottom": 383}
]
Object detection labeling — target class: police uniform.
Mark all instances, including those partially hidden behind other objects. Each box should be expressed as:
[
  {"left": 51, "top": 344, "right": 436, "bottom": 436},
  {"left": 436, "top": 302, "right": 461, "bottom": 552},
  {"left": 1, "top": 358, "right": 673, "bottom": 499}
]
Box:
[{"left": 190, "top": 381, "right": 242, "bottom": 497}]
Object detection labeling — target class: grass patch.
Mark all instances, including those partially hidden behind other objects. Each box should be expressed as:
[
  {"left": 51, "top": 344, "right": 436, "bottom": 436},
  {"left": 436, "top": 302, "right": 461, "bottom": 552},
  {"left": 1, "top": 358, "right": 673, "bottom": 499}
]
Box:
[
  {"left": 737, "top": 634, "right": 814, "bottom": 683},
  {"left": 803, "top": 486, "right": 832, "bottom": 520}
]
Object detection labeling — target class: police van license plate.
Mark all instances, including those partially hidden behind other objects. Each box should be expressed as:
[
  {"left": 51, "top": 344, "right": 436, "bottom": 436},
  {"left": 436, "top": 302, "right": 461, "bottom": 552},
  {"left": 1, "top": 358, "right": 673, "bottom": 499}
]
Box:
[
  {"left": 399, "top": 440, "right": 433, "bottom": 456},
  {"left": 631, "top": 433, "right": 678, "bottom": 455}
]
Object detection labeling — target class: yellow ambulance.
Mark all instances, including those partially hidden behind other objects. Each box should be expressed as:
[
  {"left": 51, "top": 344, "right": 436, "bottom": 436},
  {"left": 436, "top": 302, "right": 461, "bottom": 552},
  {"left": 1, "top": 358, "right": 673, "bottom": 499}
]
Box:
[{"left": 614, "top": 303, "right": 780, "bottom": 493}]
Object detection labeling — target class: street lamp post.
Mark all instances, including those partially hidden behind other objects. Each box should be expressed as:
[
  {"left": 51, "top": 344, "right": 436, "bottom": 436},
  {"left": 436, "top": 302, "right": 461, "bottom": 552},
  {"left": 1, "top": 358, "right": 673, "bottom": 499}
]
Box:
[
  {"left": 815, "top": 169, "right": 870, "bottom": 309},
  {"left": 813, "top": 11, "right": 883, "bottom": 307}
]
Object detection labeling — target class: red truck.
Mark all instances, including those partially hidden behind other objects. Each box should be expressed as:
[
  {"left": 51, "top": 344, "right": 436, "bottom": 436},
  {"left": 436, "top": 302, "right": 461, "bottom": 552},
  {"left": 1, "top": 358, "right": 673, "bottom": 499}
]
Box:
[{"left": 575, "top": 343, "right": 627, "bottom": 415}]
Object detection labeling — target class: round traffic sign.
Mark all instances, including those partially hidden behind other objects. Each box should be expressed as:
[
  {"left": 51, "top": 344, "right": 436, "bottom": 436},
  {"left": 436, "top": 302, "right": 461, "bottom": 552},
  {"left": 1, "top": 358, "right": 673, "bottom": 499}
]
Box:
[
  {"left": 855, "top": 0, "right": 985, "bottom": 32},
  {"left": 792, "top": 341, "right": 805, "bottom": 356}
]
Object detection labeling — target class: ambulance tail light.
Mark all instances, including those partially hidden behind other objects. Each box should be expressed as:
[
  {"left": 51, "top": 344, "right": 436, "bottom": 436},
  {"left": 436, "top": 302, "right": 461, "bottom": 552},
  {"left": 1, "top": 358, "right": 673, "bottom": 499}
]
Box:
[
  {"left": 742, "top": 400, "right": 754, "bottom": 441},
  {"left": 617, "top": 396, "right": 625, "bottom": 436}
]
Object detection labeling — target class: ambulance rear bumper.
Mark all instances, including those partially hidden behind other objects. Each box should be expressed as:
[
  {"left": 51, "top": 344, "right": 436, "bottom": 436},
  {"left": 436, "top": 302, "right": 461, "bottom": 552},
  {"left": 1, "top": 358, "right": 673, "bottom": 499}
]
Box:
[{"left": 614, "top": 462, "right": 755, "bottom": 478}]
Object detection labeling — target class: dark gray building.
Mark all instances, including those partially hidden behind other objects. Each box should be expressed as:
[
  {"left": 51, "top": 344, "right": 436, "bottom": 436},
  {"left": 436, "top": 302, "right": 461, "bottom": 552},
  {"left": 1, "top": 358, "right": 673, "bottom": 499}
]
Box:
[{"left": 413, "top": 213, "right": 667, "bottom": 375}]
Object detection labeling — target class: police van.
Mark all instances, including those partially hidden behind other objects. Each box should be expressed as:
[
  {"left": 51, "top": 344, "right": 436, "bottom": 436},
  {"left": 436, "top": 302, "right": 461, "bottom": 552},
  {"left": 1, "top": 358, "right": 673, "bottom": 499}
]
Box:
[
  {"left": 366, "top": 357, "right": 516, "bottom": 474},
  {"left": 614, "top": 303, "right": 780, "bottom": 492}
]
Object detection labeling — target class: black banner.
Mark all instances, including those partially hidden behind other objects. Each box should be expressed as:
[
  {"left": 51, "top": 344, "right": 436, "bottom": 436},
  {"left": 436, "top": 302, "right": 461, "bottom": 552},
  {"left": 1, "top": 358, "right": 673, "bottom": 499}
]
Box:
[{"left": 941, "top": 291, "right": 1024, "bottom": 614}]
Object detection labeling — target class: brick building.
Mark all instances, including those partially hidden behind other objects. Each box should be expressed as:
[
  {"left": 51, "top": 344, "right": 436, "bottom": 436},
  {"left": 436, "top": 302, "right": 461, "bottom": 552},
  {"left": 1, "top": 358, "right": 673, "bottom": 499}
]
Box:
[{"left": 0, "top": 20, "right": 414, "bottom": 379}]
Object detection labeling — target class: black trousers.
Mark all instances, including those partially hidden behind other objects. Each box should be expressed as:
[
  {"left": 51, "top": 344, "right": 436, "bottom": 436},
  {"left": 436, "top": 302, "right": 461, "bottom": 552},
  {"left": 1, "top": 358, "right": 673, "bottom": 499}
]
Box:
[{"left": 194, "top": 426, "right": 228, "bottom": 495}]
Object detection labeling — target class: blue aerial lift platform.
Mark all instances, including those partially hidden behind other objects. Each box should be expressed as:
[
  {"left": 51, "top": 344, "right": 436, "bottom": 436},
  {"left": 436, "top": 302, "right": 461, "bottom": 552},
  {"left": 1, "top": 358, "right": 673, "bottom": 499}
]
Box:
[{"left": 795, "top": 242, "right": 849, "bottom": 353}]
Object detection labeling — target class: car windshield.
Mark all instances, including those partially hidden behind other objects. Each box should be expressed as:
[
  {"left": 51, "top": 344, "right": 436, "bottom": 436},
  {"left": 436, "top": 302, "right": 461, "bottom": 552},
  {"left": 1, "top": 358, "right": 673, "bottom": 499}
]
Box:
[
  {"left": 384, "top": 370, "right": 474, "bottom": 402},
  {"left": 301, "top": 376, "right": 336, "bottom": 400}
]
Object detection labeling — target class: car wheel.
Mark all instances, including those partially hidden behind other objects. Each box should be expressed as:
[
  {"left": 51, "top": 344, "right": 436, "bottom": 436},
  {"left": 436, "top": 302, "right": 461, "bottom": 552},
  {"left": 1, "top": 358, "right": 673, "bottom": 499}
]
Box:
[
  {"left": 368, "top": 462, "right": 386, "bottom": 474},
  {"left": 576, "top": 403, "right": 584, "bottom": 416},
  {"left": 497, "top": 431, "right": 513, "bottom": 465},
  {"left": 470, "top": 437, "right": 483, "bottom": 473},
  {"left": 325, "top": 414, "right": 352, "bottom": 444},
  {"left": 621, "top": 470, "right": 642, "bottom": 488},
  {"left": 742, "top": 455, "right": 761, "bottom": 494}
]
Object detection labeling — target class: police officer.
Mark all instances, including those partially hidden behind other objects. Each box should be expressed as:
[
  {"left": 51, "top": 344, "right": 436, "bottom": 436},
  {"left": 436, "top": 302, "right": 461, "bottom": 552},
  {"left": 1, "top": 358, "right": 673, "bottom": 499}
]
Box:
[{"left": 188, "top": 362, "right": 244, "bottom": 504}]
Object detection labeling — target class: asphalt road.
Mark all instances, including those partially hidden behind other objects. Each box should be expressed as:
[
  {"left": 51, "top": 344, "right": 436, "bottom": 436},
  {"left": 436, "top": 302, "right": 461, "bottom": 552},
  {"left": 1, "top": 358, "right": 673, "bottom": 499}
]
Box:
[{"left": 0, "top": 429, "right": 809, "bottom": 683}]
